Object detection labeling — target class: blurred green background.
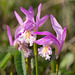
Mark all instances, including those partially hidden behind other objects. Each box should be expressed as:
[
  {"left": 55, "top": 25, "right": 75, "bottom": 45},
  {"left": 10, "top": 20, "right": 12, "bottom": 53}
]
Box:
[{"left": 0, "top": 0, "right": 75, "bottom": 75}]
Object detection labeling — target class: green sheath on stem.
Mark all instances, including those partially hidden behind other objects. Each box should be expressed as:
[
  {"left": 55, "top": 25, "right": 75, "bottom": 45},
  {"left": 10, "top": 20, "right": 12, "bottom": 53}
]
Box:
[{"left": 34, "top": 43, "right": 38, "bottom": 75}]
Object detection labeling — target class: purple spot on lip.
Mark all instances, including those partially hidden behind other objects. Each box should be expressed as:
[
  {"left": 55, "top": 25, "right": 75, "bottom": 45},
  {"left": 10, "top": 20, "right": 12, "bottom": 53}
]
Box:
[
  {"left": 31, "top": 34, "right": 33, "bottom": 36},
  {"left": 16, "top": 33, "right": 21, "bottom": 39},
  {"left": 23, "top": 30, "right": 25, "bottom": 33}
]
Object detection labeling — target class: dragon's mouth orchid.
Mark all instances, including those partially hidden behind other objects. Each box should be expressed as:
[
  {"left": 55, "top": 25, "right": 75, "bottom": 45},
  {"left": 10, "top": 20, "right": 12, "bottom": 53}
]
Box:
[
  {"left": 34, "top": 14, "right": 67, "bottom": 60},
  {"left": 14, "top": 3, "right": 49, "bottom": 46},
  {"left": 7, "top": 25, "right": 31, "bottom": 58}
]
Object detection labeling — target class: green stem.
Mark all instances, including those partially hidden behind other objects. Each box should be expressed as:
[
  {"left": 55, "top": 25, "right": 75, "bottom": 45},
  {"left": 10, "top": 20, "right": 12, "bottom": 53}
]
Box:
[
  {"left": 34, "top": 43, "right": 38, "bottom": 75},
  {"left": 26, "top": 58, "right": 28, "bottom": 75},
  {"left": 10, "top": 56, "right": 14, "bottom": 75},
  {"left": 56, "top": 57, "right": 59, "bottom": 75},
  {"left": 56, "top": 62, "right": 58, "bottom": 75}
]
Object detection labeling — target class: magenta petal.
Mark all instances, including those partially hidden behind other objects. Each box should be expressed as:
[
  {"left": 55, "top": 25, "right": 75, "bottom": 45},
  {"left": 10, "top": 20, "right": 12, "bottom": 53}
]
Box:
[
  {"left": 21, "top": 7, "right": 33, "bottom": 20},
  {"left": 34, "top": 31, "right": 50, "bottom": 35},
  {"left": 58, "top": 41, "right": 64, "bottom": 57},
  {"left": 62, "top": 26, "right": 67, "bottom": 41},
  {"left": 36, "top": 3, "right": 42, "bottom": 19},
  {"left": 21, "top": 7, "right": 31, "bottom": 16},
  {"left": 39, "top": 15, "right": 49, "bottom": 27},
  {"left": 14, "top": 11, "right": 23, "bottom": 25},
  {"left": 34, "top": 31, "right": 60, "bottom": 46},
  {"left": 36, "top": 3, "right": 42, "bottom": 31},
  {"left": 57, "top": 26, "right": 67, "bottom": 57},
  {"left": 50, "top": 14, "right": 62, "bottom": 29},
  {"left": 45, "top": 35, "right": 60, "bottom": 48},
  {"left": 34, "top": 31, "right": 55, "bottom": 37},
  {"left": 7, "top": 25, "right": 13, "bottom": 45},
  {"left": 50, "top": 14, "right": 63, "bottom": 42},
  {"left": 35, "top": 35, "right": 60, "bottom": 48},
  {"left": 34, "top": 36, "right": 53, "bottom": 45},
  {"left": 28, "top": 6, "right": 34, "bottom": 16},
  {"left": 24, "top": 20, "right": 35, "bottom": 30},
  {"left": 15, "top": 25, "right": 24, "bottom": 39}
]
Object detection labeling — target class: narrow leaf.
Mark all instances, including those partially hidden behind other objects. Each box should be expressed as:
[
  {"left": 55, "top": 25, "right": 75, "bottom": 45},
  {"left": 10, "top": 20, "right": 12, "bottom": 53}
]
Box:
[
  {"left": 14, "top": 50, "right": 26, "bottom": 75},
  {"left": 0, "top": 52, "right": 7, "bottom": 63},
  {"left": 0, "top": 53, "right": 11, "bottom": 69},
  {"left": 20, "top": 50, "right": 26, "bottom": 75}
]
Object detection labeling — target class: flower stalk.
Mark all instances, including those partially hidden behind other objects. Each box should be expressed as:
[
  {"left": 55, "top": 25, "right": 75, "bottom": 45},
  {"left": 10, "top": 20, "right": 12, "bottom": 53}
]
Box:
[
  {"left": 56, "top": 60, "right": 58, "bottom": 75},
  {"left": 10, "top": 56, "right": 14, "bottom": 75},
  {"left": 56, "top": 57, "right": 60, "bottom": 75},
  {"left": 34, "top": 43, "right": 38, "bottom": 75},
  {"left": 25, "top": 58, "right": 28, "bottom": 75}
]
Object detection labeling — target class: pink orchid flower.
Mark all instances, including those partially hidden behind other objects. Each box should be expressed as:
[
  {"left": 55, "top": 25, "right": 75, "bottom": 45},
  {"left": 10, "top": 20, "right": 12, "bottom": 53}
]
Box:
[
  {"left": 7, "top": 25, "right": 31, "bottom": 58},
  {"left": 34, "top": 14, "right": 67, "bottom": 60},
  {"left": 14, "top": 3, "right": 49, "bottom": 46}
]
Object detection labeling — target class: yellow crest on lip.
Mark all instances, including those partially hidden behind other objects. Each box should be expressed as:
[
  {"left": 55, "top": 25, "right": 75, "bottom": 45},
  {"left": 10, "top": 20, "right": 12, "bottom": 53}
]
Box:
[
  {"left": 26, "top": 31, "right": 30, "bottom": 40},
  {"left": 44, "top": 45, "right": 49, "bottom": 53}
]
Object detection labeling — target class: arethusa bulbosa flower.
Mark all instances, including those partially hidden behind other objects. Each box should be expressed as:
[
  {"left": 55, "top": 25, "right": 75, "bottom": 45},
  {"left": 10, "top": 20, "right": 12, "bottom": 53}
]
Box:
[
  {"left": 7, "top": 25, "right": 31, "bottom": 58},
  {"left": 34, "top": 14, "right": 67, "bottom": 60},
  {"left": 14, "top": 3, "right": 49, "bottom": 46}
]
